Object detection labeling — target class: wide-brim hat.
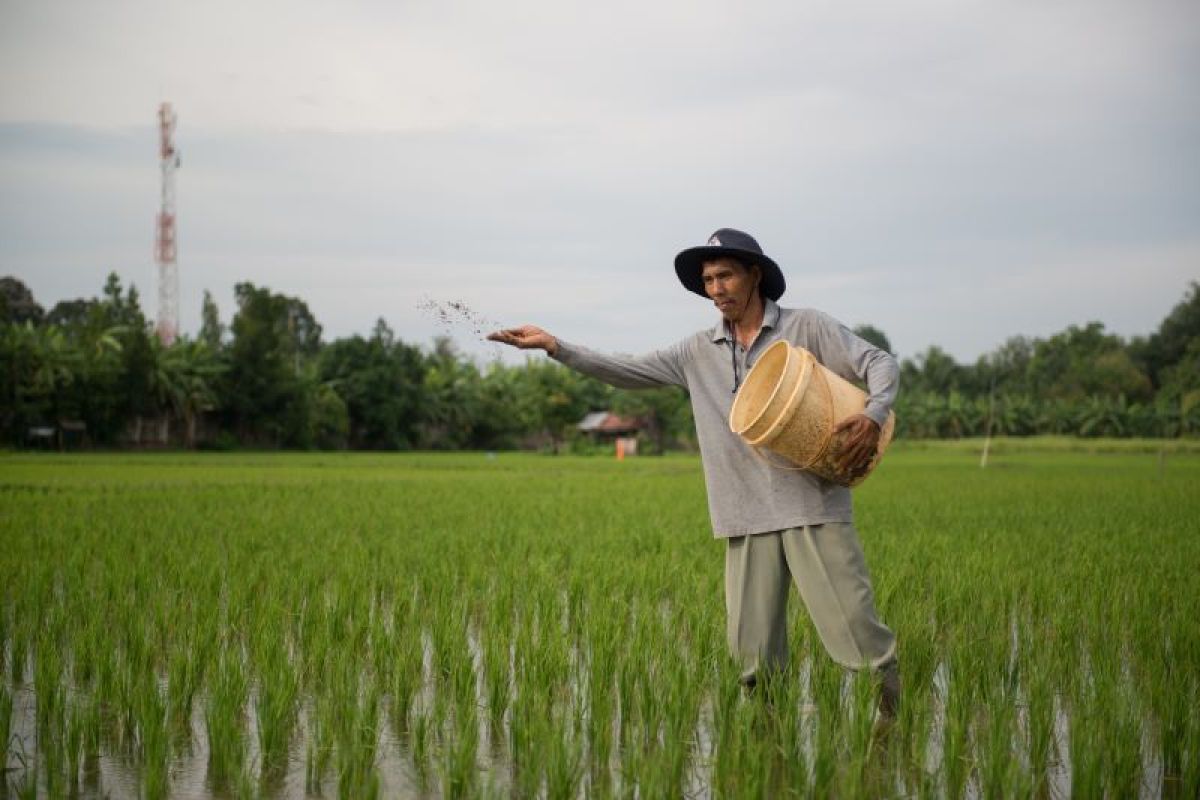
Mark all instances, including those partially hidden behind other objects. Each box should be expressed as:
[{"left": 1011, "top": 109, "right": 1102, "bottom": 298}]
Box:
[{"left": 674, "top": 228, "right": 786, "bottom": 301}]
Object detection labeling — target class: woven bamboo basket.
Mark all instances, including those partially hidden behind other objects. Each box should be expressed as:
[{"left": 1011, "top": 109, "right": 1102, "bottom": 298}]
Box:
[{"left": 728, "top": 340, "right": 895, "bottom": 487}]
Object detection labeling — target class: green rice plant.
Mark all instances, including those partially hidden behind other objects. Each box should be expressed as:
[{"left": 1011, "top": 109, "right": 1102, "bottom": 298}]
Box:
[
  {"left": 409, "top": 708, "right": 434, "bottom": 792},
  {"left": 368, "top": 602, "right": 396, "bottom": 692},
  {"left": 166, "top": 646, "right": 202, "bottom": 750},
  {"left": 1147, "top": 617, "right": 1200, "bottom": 796},
  {"left": 1100, "top": 680, "right": 1144, "bottom": 798},
  {"left": 506, "top": 687, "right": 543, "bottom": 797},
  {"left": 251, "top": 633, "right": 299, "bottom": 780},
  {"left": 9, "top": 608, "right": 29, "bottom": 688},
  {"left": 9, "top": 761, "right": 37, "bottom": 800},
  {"left": 752, "top": 664, "right": 810, "bottom": 797},
  {"left": 1022, "top": 657, "right": 1056, "bottom": 792},
  {"left": 891, "top": 619, "right": 936, "bottom": 787},
  {"left": 974, "top": 688, "right": 1022, "bottom": 797},
  {"left": 660, "top": 668, "right": 704, "bottom": 794},
  {"left": 441, "top": 698, "right": 480, "bottom": 799},
  {"left": 614, "top": 646, "right": 638, "bottom": 749},
  {"left": 1, "top": 447, "right": 1198, "bottom": 797},
  {"left": 581, "top": 615, "right": 621, "bottom": 791},
  {"left": 0, "top": 682, "right": 11, "bottom": 765},
  {"left": 0, "top": 604, "right": 7, "bottom": 679},
  {"left": 336, "top": 685, "right": 381, "bottom": 799},
  {"left": 711, "top": 695, "right": 773, "bottom": 799},
  {"left": 77, "top": 693, "right": 102, "bottom": 784},
  {"left": 33, "top": 629, "right": 65, "bottom": 738},
  {"left": 846, "top": 668, "right": 877, "bottom": 763},
  {"left": 1068, "top": 678, "right": 1104, "bottom": 799},
  {"left": 809, "top": 655, "right": 846, "bottom": 796},
  {"left": 62, "top": 698, "right": 86, "bottom": 795},
  {"left": 204, "top": 645, "right": 248, "bottom": 791},
  {"left": 38, "top": 713, "right": 67, "bottom": 799},
  {"left": 135, "top": 673, "right": 170, "bottom": 800},
  {"left": 940, "top": 661, "right": 973, "bottom": 800},
  {"left": 387, "top": 621, "right": 424, "bottom": 743},
  {"left": 304, "top": 697, "right": 334, "bottom": 794},
  {"left": 481, "top": 625, "right": 511, "bottom": 737}
]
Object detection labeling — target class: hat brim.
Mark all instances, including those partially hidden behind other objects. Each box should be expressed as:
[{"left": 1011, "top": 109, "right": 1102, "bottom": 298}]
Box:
[{"left": 674, "top": 246, "right": 786, "bottom": 302}]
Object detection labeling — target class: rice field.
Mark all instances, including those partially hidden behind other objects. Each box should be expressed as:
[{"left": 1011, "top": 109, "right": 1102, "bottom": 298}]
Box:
[{"left": 1, "top": 442, "right": 1198, "bottom": 798}]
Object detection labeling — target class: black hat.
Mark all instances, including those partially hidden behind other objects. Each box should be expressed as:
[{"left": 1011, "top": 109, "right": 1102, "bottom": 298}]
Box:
[{"left": 674, "top": 228, "right": 786, "bottom": 301}]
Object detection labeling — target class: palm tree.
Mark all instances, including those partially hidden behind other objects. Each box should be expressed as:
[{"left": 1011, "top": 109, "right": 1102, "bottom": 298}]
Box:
[
  {"left": 944, "top": 391, "right": 982, "bottom": 438},
  {"left": 1149, "top": 399, "right": 1181, "bottom": 438},
  {"left": 150, "top": 338, "right": 225, "bottom": 448},
  {"left": 421, "top": 349, "right": 483, "bottom": 449},
  {"left": 1123, "top": 400, "right": 1156, "bottom": 438},
  {"left": 902, "top": 392, "right": 945, "bottom": 439},
  {"left": 1077, "top": 396, "right": 1127, "bottom": 438},
  {"left": 31, "top": 326, "right": 80, "bottom": 406},
  {"left": 1178, "top": 392, "right": 1200, "bottom": 436},
  {"left": 2, "top": 323, "right": 65, "bottom": 436},
  {"left": 1034, "top": 398, "right": 1076, "bottom": 435},
  {"left": 993, "top": 394, "right": 1037, "bottom": 436}
]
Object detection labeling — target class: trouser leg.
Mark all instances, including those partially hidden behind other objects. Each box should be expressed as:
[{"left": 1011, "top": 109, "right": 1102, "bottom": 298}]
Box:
[
  {"left": 724, "top": 532, "right": 790, "bottom": 686},
  {"left": 780, "top": 522, "right": 899, "bottom": 711}
]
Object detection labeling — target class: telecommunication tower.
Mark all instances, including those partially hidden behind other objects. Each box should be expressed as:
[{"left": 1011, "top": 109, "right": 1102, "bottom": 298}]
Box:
[{"left": 155, "top": 102, "right": 180, "bottom": 345}]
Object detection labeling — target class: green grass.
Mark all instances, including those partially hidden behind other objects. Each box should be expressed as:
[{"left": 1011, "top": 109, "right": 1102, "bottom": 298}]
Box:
[
  {"left": 1, "top": 444, "right": 1198, "bottom": 797},
  {"left": 893, "top": 433, "right": 1200, "bottom": 454}
]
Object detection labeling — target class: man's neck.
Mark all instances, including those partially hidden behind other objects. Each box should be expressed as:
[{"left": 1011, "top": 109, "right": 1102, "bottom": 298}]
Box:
[{"left": 728, "top": 296, "right": 766, "bottom": 349}]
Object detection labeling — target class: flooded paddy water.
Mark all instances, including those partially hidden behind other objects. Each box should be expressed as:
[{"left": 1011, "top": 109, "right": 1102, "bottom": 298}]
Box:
[{"left": 2, "top": 446, "right": 1198, "bottom": 797}]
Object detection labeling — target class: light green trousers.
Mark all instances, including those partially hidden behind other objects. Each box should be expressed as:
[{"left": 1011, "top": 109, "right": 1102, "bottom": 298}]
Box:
[{"left": 724, "top": 522, "right": 897, "bottom": 685}]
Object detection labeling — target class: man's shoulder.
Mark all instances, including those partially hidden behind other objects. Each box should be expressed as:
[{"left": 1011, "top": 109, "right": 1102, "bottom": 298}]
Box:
[
  {"left": 775, "top": 306, "right": 838, "bottom": 328},
  {"left": 686, "top": 320, "right": 722, "bottom": 344}
]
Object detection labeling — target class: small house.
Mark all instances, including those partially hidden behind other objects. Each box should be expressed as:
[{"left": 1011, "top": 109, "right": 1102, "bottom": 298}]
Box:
[{"left": 577, "top": 411, "right": 641, "bottom": 456}]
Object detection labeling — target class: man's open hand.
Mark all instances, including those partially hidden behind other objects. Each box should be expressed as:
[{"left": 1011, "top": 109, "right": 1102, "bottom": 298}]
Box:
[
  {"left": 834, "top": 414, "right": 880, "bottom": 478},
  {"left": 487, "top": 325, "right": 558, "bottom": 356}
]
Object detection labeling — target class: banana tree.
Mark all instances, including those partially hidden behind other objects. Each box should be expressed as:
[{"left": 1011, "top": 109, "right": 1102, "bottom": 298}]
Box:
[
  {"left": 150, "top": 338, "right": 225, "bottom": 448},
  {"left": 1077, "top": 396, "right": 1127, "bottom": 438}
]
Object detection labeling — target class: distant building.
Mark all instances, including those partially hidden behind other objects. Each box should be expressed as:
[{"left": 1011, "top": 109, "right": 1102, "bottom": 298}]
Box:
[
  {"left": 26, "top": 420, "right": 88, "bottom": 450},
  {"left": 577, "top": 411, "right": 641, "bottom": 456},
  {"left": 578, "top": 411, "right": 640, "bottom": 438}
]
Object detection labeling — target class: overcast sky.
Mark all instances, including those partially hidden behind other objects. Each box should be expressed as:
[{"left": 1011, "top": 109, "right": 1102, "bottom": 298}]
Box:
[{"left": 2, "top": 0, "right": 1197, "bottom": 364}]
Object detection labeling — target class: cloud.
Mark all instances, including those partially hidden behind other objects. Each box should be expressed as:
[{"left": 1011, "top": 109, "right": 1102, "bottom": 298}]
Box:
[{"left": 1, "top": 0, "right": 1197, "bottom": 365}]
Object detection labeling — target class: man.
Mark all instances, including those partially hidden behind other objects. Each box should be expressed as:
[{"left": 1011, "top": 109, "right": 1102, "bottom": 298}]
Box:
[{"left": 488, "top": 228, "right": 900, "bottom": 717}]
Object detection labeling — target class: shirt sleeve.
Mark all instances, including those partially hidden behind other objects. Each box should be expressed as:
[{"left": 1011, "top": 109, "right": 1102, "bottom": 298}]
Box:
[
  {"left": 551, "top": 338, "right": 691, "bottom": 390},
  {"left": 806, "top": 312, "right": 899, "bottom": 427}
]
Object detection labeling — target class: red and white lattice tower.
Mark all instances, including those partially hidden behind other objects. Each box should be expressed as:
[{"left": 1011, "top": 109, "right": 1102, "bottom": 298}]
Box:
[{"left": 154, "top": 102, "right": 180, "bottom": 345}]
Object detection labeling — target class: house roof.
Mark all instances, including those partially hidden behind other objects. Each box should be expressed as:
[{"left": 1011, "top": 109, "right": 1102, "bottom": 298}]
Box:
[
  {"left": 577, "top": 411, "right": 609, "bottom": 432},
  {"left": 578, "top": 411, "right": 640, "bottom": 434}
]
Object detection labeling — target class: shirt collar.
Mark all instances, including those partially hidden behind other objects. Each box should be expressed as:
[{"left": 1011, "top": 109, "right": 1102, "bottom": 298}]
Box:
[{"left": 710, "top": 297, "right": 780, "bottom": 343}]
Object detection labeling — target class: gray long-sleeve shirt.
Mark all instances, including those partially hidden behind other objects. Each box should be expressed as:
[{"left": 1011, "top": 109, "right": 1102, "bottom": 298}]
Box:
[{"left": 552, "top": 299, "right": 899, "bottom": 538}]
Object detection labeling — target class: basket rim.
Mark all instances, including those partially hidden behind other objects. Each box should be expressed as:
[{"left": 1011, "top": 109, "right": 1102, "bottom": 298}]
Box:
[
  {"left": 729, "top": 340, "right": 790, "bottom": 436},
  {"left": 749, "top": 346, "right": 818, "bottom": 450},
  {"left": 730, "top": 341, "right": 813, "bottom": 441}
]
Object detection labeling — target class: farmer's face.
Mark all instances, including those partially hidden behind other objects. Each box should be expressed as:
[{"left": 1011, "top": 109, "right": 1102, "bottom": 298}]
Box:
[{"left": 702, "top": 258, "right": 761, "bottom": 322}]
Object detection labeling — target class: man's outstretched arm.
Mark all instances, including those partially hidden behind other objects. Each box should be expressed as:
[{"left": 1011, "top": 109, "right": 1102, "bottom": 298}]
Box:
[{"left": 488, "top": 325, "right": 689, "bottom": 390}]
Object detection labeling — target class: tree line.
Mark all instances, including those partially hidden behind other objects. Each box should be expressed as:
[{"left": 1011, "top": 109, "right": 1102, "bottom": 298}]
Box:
[{"left": 1, "top": 274, "right": 1197, "bottom": 450}]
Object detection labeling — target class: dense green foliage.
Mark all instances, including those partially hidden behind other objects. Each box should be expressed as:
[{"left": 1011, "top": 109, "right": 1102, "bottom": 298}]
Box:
[
  {"left": 0, "top": 275, "right": 690, "bottom": 451},
  {"left": 2, "top": 275, "right": 1198, "bottom": 449},
  {"left": 1, "top": 446, "right": 1197, "bottom": 797},
  {"left": 893, "top": 283, "right": 1200, "bottom": 438}
]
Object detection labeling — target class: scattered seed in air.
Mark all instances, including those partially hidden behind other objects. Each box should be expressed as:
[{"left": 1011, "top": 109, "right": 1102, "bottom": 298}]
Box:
[{"left": 417, "top": 298, "right": 502, "bottom": 341}]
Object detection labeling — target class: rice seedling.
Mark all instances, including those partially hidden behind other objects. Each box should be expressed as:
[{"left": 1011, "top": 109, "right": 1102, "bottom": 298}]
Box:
[
  {"left": 336, "top": 684, "right": 381, "bottom": 799},
  {"left": 204, "top": 644, "right": 248, "bottom": 792},
  {"left": 1, "top": 683, "right": 13, "bottom": 767},
  {"left": 0, "top": 443, "right": 1197, "bottom": 796}
]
